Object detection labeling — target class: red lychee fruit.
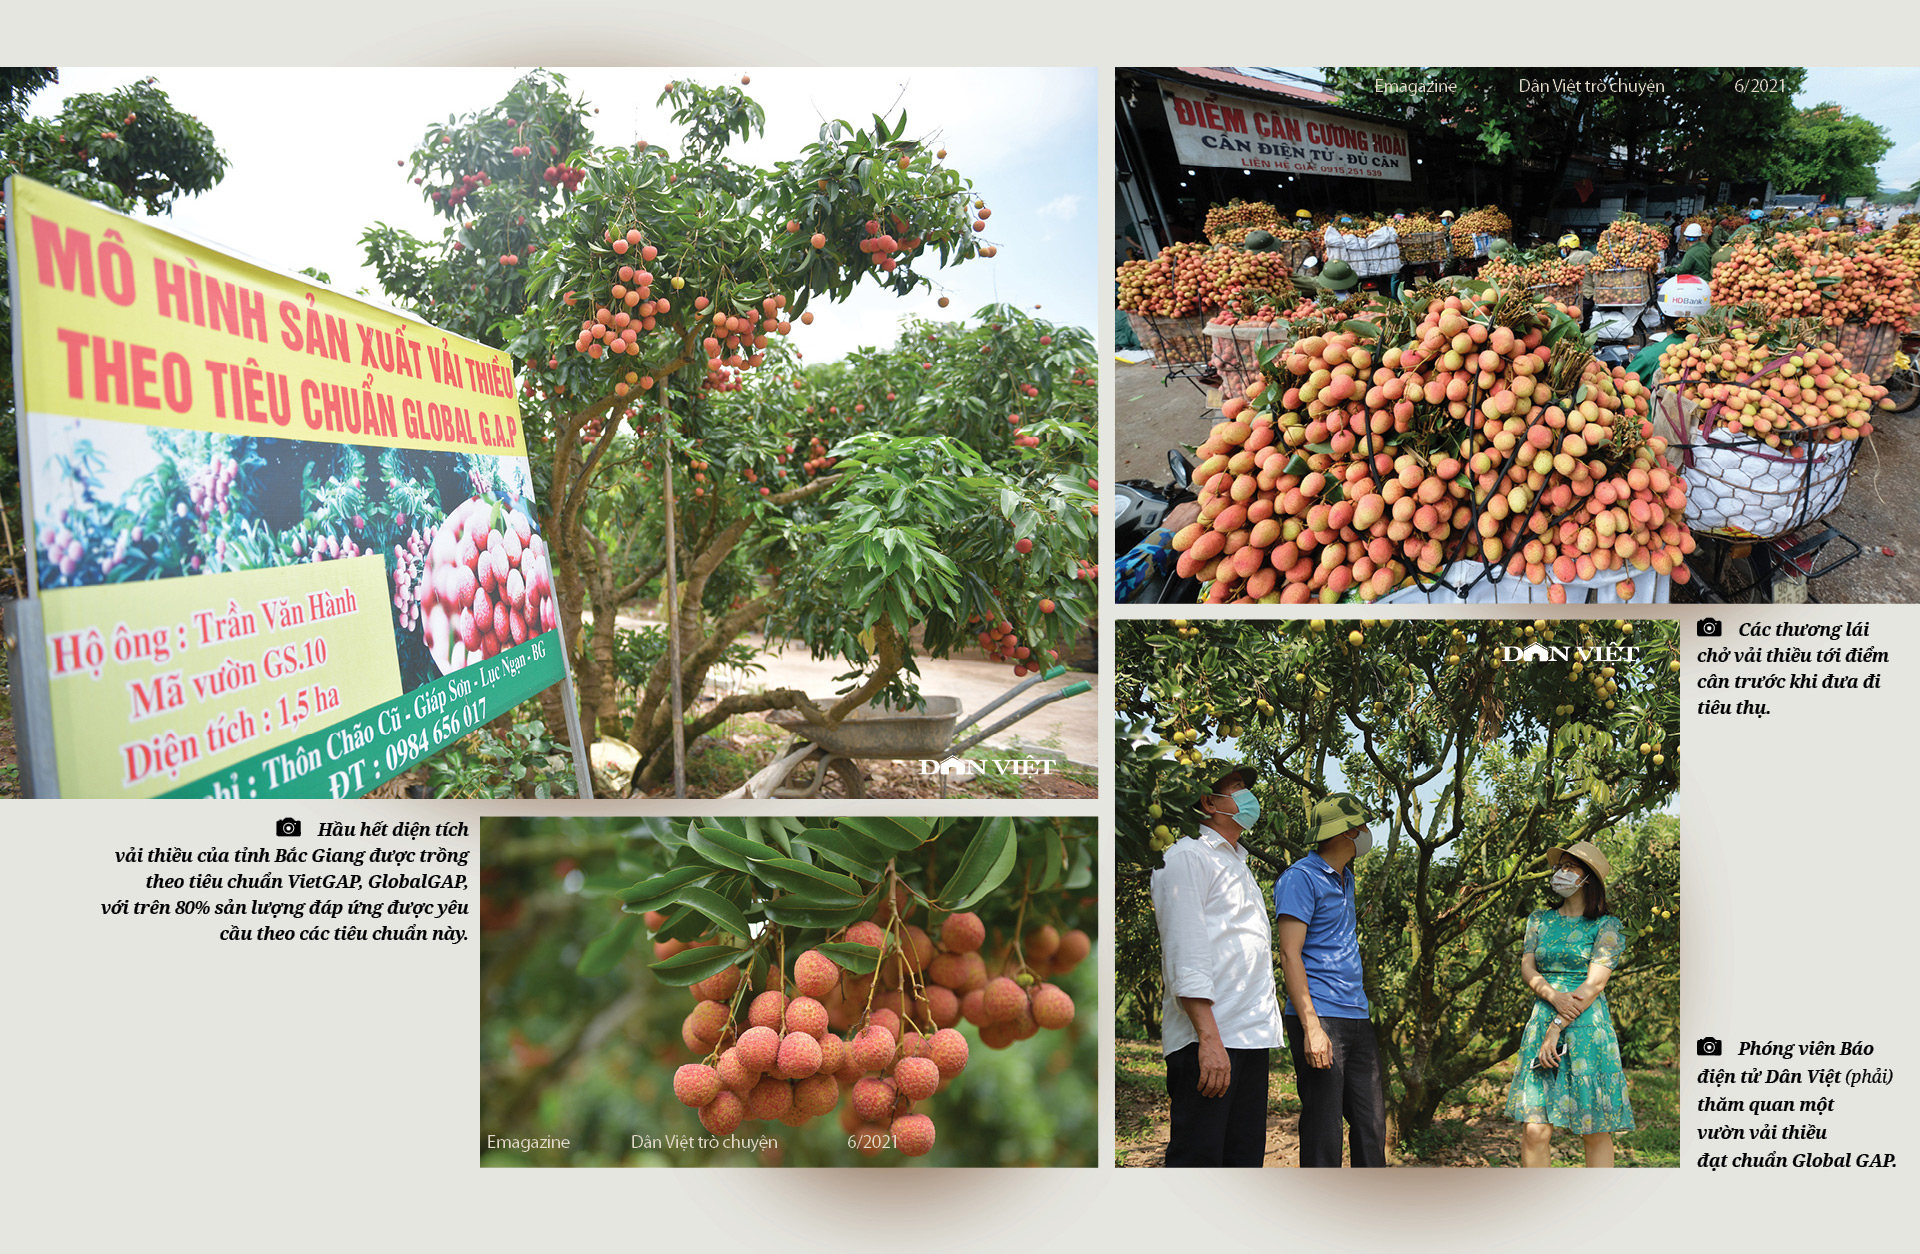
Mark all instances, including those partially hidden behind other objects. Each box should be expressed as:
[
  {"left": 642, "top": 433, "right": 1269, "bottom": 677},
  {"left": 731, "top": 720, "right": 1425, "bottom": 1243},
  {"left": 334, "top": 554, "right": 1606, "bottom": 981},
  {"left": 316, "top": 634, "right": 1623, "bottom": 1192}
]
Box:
[
  {"left": 1031, "top": 983, "right": 1076, "bottom": 1030},
  {"left": 685, "top": 1001, "right": 732, "bottom": 1048},
  {"left": 735, "top": 1025, "right": 780, "bottom": 1073},
  {"left": 794, "top": 1072, "right": 840, "bottom": 1117},
  {"left": 817, "top": 1032, "right": 848, "bottom": 1076},
  {"left": 926, "top": 985, "right": 961, "bottom": 1028},
  {"left": 1025, "top": 925, "right": 1061, "bottom": 962},
  {"left": 851, "top": 1076, "right": 897, "bottom": 1122},
  {"left": 786, "top": 995, "right": 829, "bottom": 1040},
  {"left": 691, "top": 965, "right": 743, "bottom": 1002},
  {"left": 699, "top": 1089, "right": 745, "bottom": 1135},
  {"left": 673, "top": 1063, "right": 721, "bottom": 1109},
  {"left": 927, "top": 951, "right": 971, "bottom": 990},
  {"left": 901, "top": 924, "right": 935, "bottom": 971},
  {"left": 716, "top": 1047, "right": 757, "bottom": 1094},
  {"left": 941, "top": 911, "right": 986, "bottom": 953},
  {"left": 960, "top": 988, "right": 989, "bottom": 1026},
  {"left": 851, "top": 1025, "right": 897, "bottom": 1072},
  {"left": 958, "top": 952, "right": 990, "bottom": 991},
  {"left": 1053, "top": 928, "right": 1091, "bottom": 973},
  {"left": 748, "top": 990, "right": 787, "bottom": 1030},
  {"left": 868, "top": 1008, "right": 902, "bottom": 1041},
  {"left": 793, "top": 949, "right": 840, "bottom": 999},
  {"left": 845, "top": 920, "right": 886, "bottom": 949},
  {"left": 983, "top": 976, "right": 1026, "bottom": 1023},
  {"left": 777, "top": 1030, "right": 823, "bottom": 1078},
  {"left": 893, "top": 1055, "right": 940, "bottom": 1102},
  {"left": 979, "top": 1020, "right": 1018, "bottom": 1050},
  {"left": 1008, "top": 996, "right": 1040, "bottom": 1041},
  {"left": 892, "top": 1113, "right": 937, "bottom": 1157},
  {"left": 928, "top": 1028, "right": 970, "bottom": 1079},
  {"left": 745, "top": 1077, "right": 793, "bottom": 1120}
]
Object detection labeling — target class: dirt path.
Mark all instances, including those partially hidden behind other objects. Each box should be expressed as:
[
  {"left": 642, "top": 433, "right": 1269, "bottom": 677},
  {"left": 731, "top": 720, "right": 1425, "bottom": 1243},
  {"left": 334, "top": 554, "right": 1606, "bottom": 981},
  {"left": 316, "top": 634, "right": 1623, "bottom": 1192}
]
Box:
[
  {"left": 613, "top": 618, "right": 1100, "bottom": 767},
  {"left": 1114, "top": 360, "right": 1219, "bottom": 483}
]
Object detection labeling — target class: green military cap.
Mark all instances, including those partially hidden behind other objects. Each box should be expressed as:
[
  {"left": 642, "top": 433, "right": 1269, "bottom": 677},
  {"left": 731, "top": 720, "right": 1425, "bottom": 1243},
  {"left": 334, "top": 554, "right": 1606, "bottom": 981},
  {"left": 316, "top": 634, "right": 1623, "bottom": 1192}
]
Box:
[{"left": 1307, "top": 792, "right": 1370, "bottom": 844}]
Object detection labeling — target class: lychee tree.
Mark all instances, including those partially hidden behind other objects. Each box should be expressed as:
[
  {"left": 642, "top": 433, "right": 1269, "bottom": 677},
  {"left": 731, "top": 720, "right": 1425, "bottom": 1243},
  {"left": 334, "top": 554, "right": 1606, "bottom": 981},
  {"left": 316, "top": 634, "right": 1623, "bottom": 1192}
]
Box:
[
  {"left": 362, "top": 72, "right": 1085, "bottom": 793},
  {"left": 479, "top": 815, "right": 1096, "bottom": 1165},
  {"left": 2, "top": 72, "right": 228, "bottom": 593},
  {"left": 1113, "top": 617, "right": 1680, "bottom": 1143},
  {"left": 545, "top": 304, "right": 1098, "bottom": 789}
]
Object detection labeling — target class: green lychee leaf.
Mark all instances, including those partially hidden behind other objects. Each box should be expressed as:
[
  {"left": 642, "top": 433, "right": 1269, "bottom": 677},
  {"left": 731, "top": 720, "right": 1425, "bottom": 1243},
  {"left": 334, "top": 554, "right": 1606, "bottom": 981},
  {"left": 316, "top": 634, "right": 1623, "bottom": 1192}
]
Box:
[
  {"left": 647, "top": 943, "right": 751, "bottom": 987},
  {"left": 576, "top": 913, "right": 640, "bottom": 978}
]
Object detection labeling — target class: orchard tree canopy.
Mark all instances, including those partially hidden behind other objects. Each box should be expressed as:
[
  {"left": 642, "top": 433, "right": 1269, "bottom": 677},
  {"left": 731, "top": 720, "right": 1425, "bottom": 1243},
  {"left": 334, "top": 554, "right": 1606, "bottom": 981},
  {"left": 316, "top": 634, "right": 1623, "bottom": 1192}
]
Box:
[
  {"left": 1764, "top": 103, "right": 1895, "bottom": 200},
  {"left": 1322, "top": 68, "right": 1805, "bottom": 224},
  {"left": 1115, "top": 618, "right": 1680, "bottom": 1138},
  {"left": 360, "top": 71, "right": 1096, "bottom": 794},
  {"left": 2, "top": 72, "right": 229, "bottom": 592}
]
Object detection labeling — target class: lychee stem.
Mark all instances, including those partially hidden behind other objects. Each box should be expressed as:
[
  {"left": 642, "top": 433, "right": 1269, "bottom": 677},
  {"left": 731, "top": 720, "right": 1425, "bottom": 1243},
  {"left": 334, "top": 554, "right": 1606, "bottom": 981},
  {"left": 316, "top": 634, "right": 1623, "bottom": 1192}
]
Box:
[{"left": 1009, "top": 884, "right": 1031, "bottom": 974}]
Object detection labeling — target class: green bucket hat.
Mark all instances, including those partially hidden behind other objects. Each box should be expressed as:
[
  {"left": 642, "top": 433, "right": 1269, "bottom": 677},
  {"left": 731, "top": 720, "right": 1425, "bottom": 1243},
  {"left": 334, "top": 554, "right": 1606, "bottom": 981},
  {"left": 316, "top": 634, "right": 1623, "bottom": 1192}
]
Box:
[
  {"left": 1200, "top": 758, "right": 1259, "bottom": 791},
  {"left": 1306, "top": 792, "right": 1370, "bottom": 844},
  {"left": 1315, "top": 260, "right": 1360, "bottom": 292}
]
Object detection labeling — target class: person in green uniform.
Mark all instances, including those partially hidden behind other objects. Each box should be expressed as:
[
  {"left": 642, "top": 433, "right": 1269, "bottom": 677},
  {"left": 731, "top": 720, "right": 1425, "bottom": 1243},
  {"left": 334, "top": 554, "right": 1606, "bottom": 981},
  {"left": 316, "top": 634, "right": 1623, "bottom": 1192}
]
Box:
[
  {"left": 1628, "top": 275, "right": 1711, "bottom": 386},
  {"left": 1668, "top": 222, "right": 1714, "bottom": 278},
  {"left": 1506, "top": 840, "right": 1635, "bottom": 1168},
  {"left": 1625, "top": 332, "right": 1681, "bottom": 388}
]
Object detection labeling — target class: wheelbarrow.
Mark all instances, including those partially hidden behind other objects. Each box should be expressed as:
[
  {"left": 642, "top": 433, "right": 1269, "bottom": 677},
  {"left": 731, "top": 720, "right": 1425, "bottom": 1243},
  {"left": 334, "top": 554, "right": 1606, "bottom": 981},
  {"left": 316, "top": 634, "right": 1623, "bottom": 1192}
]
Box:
[{"left": 725, "top": 666, "right": 1091, "bottom": 799}]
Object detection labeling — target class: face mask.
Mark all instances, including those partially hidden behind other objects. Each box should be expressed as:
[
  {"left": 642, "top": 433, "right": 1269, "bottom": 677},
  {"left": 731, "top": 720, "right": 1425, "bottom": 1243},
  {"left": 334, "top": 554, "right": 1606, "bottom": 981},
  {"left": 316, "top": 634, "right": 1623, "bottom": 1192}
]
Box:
[
  {"left": 1550, "top": 868, "right": 1585, "bottom": 898},
  {"left": 1214, "top": 789, "right": 1260, "bottom": 830},
  {"left": 1349, "top": 827, "right": 1374, "bottom": 858}
]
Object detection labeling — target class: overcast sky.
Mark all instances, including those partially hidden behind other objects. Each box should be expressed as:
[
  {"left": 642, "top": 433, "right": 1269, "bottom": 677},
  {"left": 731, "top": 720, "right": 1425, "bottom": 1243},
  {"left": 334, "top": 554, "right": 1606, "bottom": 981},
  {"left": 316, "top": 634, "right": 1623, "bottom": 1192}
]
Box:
[{"left": 21, "top": 67, "right": 1097, "bottom": 363}]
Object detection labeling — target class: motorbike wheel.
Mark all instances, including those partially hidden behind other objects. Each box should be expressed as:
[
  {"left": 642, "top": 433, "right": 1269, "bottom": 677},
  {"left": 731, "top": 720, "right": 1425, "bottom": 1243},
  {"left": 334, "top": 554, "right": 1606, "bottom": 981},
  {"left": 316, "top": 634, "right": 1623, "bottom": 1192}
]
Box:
[{"left": 1880, "top": 365, "right": 1920, "bottom": 414}]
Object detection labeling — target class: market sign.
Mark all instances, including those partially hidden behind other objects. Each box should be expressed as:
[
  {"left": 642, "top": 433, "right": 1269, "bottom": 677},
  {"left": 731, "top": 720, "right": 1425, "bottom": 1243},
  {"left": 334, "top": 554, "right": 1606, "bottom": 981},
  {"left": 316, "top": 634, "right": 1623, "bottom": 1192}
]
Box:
[
  {"left": 5, "top": 175, "right": 580, "bottom": 798},
  {"left": 1160, "top": 86, "right": 1411, "bottom": 182}
]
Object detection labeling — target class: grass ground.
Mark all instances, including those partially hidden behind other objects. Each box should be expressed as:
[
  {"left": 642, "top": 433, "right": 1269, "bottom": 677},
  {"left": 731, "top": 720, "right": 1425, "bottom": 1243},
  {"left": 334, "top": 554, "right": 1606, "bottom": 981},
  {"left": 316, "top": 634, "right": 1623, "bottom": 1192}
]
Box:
[{"left": 1117, "top": 1038, "right": 1678, "bottom": 1168}]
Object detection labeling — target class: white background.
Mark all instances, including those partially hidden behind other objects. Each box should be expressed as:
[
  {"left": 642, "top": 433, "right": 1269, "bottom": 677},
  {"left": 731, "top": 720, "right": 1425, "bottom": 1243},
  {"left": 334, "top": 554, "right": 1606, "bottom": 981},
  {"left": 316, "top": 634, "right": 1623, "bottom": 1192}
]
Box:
[{"left": 6, "top": 11, "right": 1920, "bottom": 1250}]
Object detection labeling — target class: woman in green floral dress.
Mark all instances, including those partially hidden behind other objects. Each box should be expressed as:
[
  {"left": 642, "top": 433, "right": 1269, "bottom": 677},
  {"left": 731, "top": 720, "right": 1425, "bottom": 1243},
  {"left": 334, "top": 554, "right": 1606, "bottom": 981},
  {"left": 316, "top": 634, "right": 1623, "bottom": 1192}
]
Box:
[{"left": 1507, "top": 839, "right": 1634, "bottom": 1167}]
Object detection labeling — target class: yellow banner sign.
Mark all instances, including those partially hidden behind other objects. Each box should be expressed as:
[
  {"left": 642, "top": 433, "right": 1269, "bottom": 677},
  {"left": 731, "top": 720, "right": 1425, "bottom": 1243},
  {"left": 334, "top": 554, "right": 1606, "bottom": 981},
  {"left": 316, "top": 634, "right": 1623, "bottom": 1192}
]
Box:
[{"left": 9, "top": 175, "right": 524, "bottom": 456}]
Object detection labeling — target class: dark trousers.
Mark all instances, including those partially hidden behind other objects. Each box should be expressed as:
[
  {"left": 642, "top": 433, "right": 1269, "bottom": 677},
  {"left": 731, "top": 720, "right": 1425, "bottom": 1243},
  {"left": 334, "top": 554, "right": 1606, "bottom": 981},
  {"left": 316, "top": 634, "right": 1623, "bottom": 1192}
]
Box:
[
  {"left": 1284, "top": 1014, "right": 1388, "bottom": 1167},
  {"left": 1163, "top": 1042, "right": 1270, "bottom": 1167}
]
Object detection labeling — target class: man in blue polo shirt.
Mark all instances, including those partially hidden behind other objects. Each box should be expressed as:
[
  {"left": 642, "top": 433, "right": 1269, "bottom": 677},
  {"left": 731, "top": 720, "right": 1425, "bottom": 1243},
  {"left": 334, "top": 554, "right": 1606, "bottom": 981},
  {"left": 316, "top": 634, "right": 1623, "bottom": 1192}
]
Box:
[{"left": 1274, "top": 792, "right": 1388, "bottom": 1167}]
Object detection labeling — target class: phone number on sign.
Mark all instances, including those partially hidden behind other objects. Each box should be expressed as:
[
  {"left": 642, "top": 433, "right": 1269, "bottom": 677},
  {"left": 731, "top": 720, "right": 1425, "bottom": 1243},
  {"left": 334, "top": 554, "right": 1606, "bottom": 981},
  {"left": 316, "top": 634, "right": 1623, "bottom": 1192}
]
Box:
[{"left": 383, "top": 694, "right": 490, "bottom": 775}]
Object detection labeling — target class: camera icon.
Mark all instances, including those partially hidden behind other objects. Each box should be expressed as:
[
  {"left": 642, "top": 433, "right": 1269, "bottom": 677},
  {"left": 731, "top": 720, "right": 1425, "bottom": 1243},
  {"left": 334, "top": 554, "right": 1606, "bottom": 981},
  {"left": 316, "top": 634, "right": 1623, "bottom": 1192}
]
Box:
[
  {"left": 275, "top": 817, "right": 302, "bottom": 839},
  {"left": 1696, "top": 1036, "right": 1723, "bottom": 1056},
  {"left": 1696, "top": 618, "right": 1723, "bottom": 638}
]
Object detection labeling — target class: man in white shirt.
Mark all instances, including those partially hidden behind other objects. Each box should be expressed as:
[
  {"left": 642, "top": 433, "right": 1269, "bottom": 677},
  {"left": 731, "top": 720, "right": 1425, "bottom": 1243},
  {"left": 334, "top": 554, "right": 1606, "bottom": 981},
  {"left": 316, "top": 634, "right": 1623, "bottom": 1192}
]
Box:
[{"left": 1149, "top": 763, "right": 1285, "bottom": 1166}]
